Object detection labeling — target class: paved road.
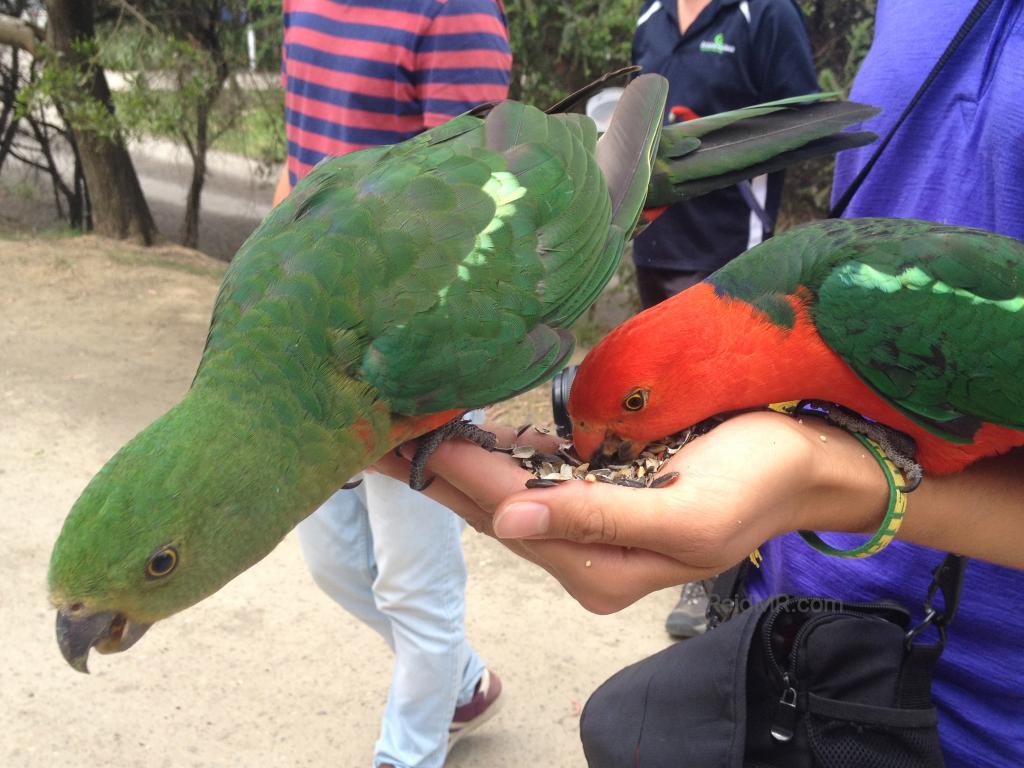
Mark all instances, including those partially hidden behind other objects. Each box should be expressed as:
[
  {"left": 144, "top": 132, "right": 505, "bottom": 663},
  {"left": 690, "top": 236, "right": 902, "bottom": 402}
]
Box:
[
  {"left": 129, "top": 137, "right": 275, "bottom": 260},
  {"left": 2, "top": 136, "right": 273, "bottom": 261}
]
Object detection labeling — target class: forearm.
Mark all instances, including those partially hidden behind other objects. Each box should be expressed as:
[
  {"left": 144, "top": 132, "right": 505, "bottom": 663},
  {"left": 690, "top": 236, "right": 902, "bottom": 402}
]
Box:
[
  {"left": 792, "top": 418, "right": 1024, "bottom": 569},
  {"left": 272, "top": 164, "right": 291, "bottom": 207},
  {"left": 900, "top": 450, "right": 1024, "bottom": 567}
]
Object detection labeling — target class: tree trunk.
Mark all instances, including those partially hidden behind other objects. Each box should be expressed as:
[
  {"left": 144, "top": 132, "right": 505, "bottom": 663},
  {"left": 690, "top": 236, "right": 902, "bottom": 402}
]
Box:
[
  {"left": 178, "top": 10, "right": 230, "bottom": 251},
  {"left": 180, "top": 111, "right": 207, "bottom": 249},
  {"left": 0, "top": 45, "right": 20, "bottom": 176},
  {"left": 45, "top": 0, "right": 157, "bottom": 243}
]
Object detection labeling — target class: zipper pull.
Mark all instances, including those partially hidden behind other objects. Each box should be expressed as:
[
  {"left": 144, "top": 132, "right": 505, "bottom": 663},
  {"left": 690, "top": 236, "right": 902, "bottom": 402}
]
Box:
[{"left": 770, "top": 674, "right": 798, "bottom": 742}]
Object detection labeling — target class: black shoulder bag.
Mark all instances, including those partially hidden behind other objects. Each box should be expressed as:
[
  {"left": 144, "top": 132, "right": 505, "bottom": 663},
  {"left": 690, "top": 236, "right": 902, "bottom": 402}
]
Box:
[
  {"left": 579, "top": 1, "right": 993, "bottom": 764},
  {"left": 581, "top": 557, "right": 965, "bottom": 767}
]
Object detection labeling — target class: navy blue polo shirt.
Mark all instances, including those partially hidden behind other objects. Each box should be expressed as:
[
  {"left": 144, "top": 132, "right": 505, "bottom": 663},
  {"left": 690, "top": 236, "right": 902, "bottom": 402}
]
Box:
[{"left": 632, "top": 0, "right": 817, "bottom": 272}]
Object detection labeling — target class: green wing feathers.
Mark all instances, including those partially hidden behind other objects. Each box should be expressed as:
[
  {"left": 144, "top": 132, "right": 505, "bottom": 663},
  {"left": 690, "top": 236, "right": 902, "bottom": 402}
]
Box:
[
  {"left": 596, "top": 74, "right": 667, "bottom": 233},
  {"left": 810, "top": 220, "right": 1024, "bottom": 438},
  {"left": 714, "top": 219, "right": 1024, "bottom": 440},
  {"left": 199, "top": 77, "right": 882, "bottom": 423},
  {"left": 646, "top": 96, "right": 879, "bottom": 207},
  {"left": 364, "top": 82, "right": 668, "bottom": 413}
]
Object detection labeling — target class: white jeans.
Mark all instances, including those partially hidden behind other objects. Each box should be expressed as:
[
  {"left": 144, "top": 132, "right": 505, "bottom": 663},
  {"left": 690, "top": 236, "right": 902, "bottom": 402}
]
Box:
[{"left": 298, "top": 472, "right": 485, "bottom": 768}]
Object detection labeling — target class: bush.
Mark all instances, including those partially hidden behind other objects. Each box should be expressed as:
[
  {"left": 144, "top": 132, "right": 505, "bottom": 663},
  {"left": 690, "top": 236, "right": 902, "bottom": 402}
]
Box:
[{"left": 505, "top": 0, "right": 641, "bottom": 105}]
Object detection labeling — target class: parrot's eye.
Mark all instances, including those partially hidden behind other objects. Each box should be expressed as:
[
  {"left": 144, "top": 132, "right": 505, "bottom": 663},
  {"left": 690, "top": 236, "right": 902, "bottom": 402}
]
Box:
[
  {"left": 145, "top": 546, "right": 179, "bottom": 579},
  {"left": 623, "top": 388, "right": 649, "bottom": 411}
]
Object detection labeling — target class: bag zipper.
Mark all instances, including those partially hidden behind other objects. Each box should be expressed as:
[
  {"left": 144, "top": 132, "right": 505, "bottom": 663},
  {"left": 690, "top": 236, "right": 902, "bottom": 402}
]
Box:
[
  {"left": 762, "top": 599, "right": 909, "bottom": 743},
  {"left": 770, "top": 672, "right": 799, "bottom": 742}
]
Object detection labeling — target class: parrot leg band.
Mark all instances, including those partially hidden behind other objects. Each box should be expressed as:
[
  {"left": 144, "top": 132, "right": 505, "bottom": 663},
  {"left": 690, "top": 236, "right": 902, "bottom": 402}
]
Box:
[
  {"left": 408, "top": 418, "right": 498, "bottom": 491},
  {"left": 797, "top": 432, "right": 908, "bottom": 559}
]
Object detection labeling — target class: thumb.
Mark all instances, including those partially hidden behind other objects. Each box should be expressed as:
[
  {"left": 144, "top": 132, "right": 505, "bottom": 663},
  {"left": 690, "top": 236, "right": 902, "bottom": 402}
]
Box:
[{"left": 492, "top": 477, "right": 715, "bottom": 558}]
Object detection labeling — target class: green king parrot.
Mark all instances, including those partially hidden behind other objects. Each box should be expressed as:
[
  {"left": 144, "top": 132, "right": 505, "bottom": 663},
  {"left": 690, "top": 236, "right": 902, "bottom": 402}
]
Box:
[
  {"left": 568, "top": 218, "right": 1024, "bottom": 477},
  {"left": 49, "top": 73, "right": 878, "bottom": 672}
]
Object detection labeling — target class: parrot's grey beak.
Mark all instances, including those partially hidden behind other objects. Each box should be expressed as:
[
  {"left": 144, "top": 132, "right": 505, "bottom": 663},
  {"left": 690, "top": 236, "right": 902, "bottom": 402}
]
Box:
[
  {"left": 56, "top": 607, "right": 151, "bottom": 673},
  {"left": 589, "top": 434, "right": 642, "bottom": 469}
]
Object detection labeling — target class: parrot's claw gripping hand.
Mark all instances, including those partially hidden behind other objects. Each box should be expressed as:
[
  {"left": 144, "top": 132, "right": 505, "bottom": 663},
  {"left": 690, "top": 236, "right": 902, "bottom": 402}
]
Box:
[
  {"left": 793, "top": 400, "right": 923, "bottom": 492},
  {"left": 408, "top": 418, "right": 498, "bottom": 491}
]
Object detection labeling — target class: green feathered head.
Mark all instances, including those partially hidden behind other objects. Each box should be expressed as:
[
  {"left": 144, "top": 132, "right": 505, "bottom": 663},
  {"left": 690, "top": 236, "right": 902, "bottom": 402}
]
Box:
[{"left": 48, "top": 391, "right": 315, "bottom": 673}]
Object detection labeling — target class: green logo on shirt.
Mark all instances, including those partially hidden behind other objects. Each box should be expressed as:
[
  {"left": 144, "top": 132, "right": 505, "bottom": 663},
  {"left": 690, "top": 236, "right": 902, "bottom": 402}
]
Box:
[{"left": 700, "top": 33, "right": 736, "bottom": 55}]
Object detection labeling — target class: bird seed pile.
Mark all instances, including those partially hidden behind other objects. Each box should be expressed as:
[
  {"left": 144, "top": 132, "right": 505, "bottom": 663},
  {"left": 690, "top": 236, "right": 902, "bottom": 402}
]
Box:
[{"left": 501, "top": 421, "right": 719, "bottom": 490}]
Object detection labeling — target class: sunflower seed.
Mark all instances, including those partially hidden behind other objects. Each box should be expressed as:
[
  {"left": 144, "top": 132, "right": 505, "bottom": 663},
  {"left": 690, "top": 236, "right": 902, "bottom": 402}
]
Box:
[
  {"left": 649, "top": 472, "right": 680, "bottom": 489},
  {"left": 557, "top": 447, "right": 582, "bottom": 466},
  {"left": 510, "top": 422, "right": 717, "bottom": 489}
]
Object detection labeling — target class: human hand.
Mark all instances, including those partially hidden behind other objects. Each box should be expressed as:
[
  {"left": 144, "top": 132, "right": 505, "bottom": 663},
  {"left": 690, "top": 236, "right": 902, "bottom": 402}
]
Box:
[{"left": 376, "top": 411, "right": 889, "bottom": 613}]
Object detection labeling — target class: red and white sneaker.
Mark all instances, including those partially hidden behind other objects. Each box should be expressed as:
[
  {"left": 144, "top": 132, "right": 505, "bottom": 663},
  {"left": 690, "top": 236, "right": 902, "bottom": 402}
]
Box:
[{"left": 448, "top": 668, "right": 504, "bottom": 752}]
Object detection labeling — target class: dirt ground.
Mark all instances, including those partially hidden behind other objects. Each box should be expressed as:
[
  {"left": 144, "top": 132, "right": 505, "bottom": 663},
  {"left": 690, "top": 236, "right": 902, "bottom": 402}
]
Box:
[{"left": 0, "top": 235, "right": 677, "bottom": 768}]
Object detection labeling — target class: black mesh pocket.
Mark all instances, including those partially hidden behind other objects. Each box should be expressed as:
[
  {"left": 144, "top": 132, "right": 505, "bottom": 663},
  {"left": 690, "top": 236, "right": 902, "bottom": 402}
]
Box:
[{"left": 805, "top": 694, "right": 944, "bottom": 768}]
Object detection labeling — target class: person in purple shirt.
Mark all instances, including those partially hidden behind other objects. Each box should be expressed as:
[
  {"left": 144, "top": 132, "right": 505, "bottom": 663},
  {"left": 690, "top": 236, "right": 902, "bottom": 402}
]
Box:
[
  {"left": 373, "top": 1, "right": 1024, "bottom": 765},
  {"left": 749, "top": 2, "right": 1024, "bottom": 765}
]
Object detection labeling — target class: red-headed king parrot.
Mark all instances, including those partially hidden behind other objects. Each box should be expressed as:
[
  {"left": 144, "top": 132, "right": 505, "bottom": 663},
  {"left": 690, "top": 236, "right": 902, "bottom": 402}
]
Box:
[
  {"left": 569, "top": 218, "right": 1024, "bottom": 475},
  {"left": 48, "top": 73, "right": 878, "bottom": 672}
]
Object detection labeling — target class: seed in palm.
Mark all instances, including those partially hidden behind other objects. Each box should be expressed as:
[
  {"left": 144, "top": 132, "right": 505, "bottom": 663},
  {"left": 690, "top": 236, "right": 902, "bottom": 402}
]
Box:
[{"left": 511, "top": 421, "right": 716, "bottom": 489}]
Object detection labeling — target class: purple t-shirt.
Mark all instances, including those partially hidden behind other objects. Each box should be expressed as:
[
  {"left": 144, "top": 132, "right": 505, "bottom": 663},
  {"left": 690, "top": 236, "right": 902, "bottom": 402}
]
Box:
[
  {"left": 832, "top": 0, "right": 1024, "bottom": 238},
  {"left": 750, "top": 2, "right": 1024, "bottom": 766}
]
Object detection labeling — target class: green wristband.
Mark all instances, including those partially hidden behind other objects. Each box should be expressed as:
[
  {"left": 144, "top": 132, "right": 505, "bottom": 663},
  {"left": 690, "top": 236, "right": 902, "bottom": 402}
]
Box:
[{"left": 798, "top": 432, "right": 908, "bottom": 559}]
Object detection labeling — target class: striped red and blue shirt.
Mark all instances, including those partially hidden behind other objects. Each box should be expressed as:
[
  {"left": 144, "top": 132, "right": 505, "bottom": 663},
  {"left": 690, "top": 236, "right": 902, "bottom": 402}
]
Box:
[{"left": 282, "top": 0, "right": 511, "bottom": 184}]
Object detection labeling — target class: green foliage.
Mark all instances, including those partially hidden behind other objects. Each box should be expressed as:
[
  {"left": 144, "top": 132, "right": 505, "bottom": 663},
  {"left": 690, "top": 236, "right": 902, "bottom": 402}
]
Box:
[
  {"left": 17, "top": 0, "right": 878, "bottom": 245},
  {"left": 779, "top": 0, "right": 877, "bottom": 225},
  {"left": 96, "top": 2, "right": 285, "bottom": 167},
  {"left": 17, "top": 39, "right": 123, "bottom": 140},
  {"left": 222, "top": 0, "right": 285, "bottom": 71},
  {"left": 502, "top": 0, "right": 877, "bottom": 226},
  {"left": 815, "top": 12, "right": 875, "bottom": 95},
  {"left": 101, "top": 35, "right": 225, "bottom": 145},
  {"left": 210, "top": 88, "right": 286, "bottom": 167},
  {"left": 505, "top": 0, "right": 641, "bottom": 104},
  {"left": 799, "top": 0, "right": 878, "bottom": 97}
]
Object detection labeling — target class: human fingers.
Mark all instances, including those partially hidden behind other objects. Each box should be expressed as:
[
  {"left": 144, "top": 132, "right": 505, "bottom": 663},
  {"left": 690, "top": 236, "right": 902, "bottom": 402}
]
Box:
[
  {"left": 384, "top": 434, "right": 551, "bottom": 536},
  {"left": 372, "top": 447, "right": 504, "bottom": 535},
  {"left": 489, "top": 410, "right": 882, "bottom": 567},
  {"left": 379, "top": 445, "right": 717, "bottom": 612},
  {"left": 489, "top": 474, "right": 745, "bottom": 572},
  {"left": 517, "top": 537, "right": 711, "bottom": 614}
]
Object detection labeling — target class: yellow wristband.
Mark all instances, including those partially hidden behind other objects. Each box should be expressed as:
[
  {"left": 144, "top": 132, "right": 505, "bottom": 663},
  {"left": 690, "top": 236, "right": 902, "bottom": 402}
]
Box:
[{"left": 798, "top": 432, "right": 908, "bottom": 558}]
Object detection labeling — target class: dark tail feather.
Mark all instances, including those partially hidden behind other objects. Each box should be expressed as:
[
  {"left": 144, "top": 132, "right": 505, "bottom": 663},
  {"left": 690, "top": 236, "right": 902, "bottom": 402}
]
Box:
[
  {"left": 646, "top": 99, "right": 879, "bottom": 207},
  {"left": 544, "top": 65, "right": 640, "bottom": 115},
  {"left": 595, "top": 74, "right": 668, "bottom": 233},
  {"left": 665, "top": 131, "right": 877, "bottom": 200},
  {"left": 467, "top": 66, "right": 642, "bottom": 120}
]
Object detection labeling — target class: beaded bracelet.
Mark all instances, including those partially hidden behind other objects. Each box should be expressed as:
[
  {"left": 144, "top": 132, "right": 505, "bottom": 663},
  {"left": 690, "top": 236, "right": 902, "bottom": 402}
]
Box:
[{"left": 798, "top": 431, "right": 908, "bottom": 558}]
